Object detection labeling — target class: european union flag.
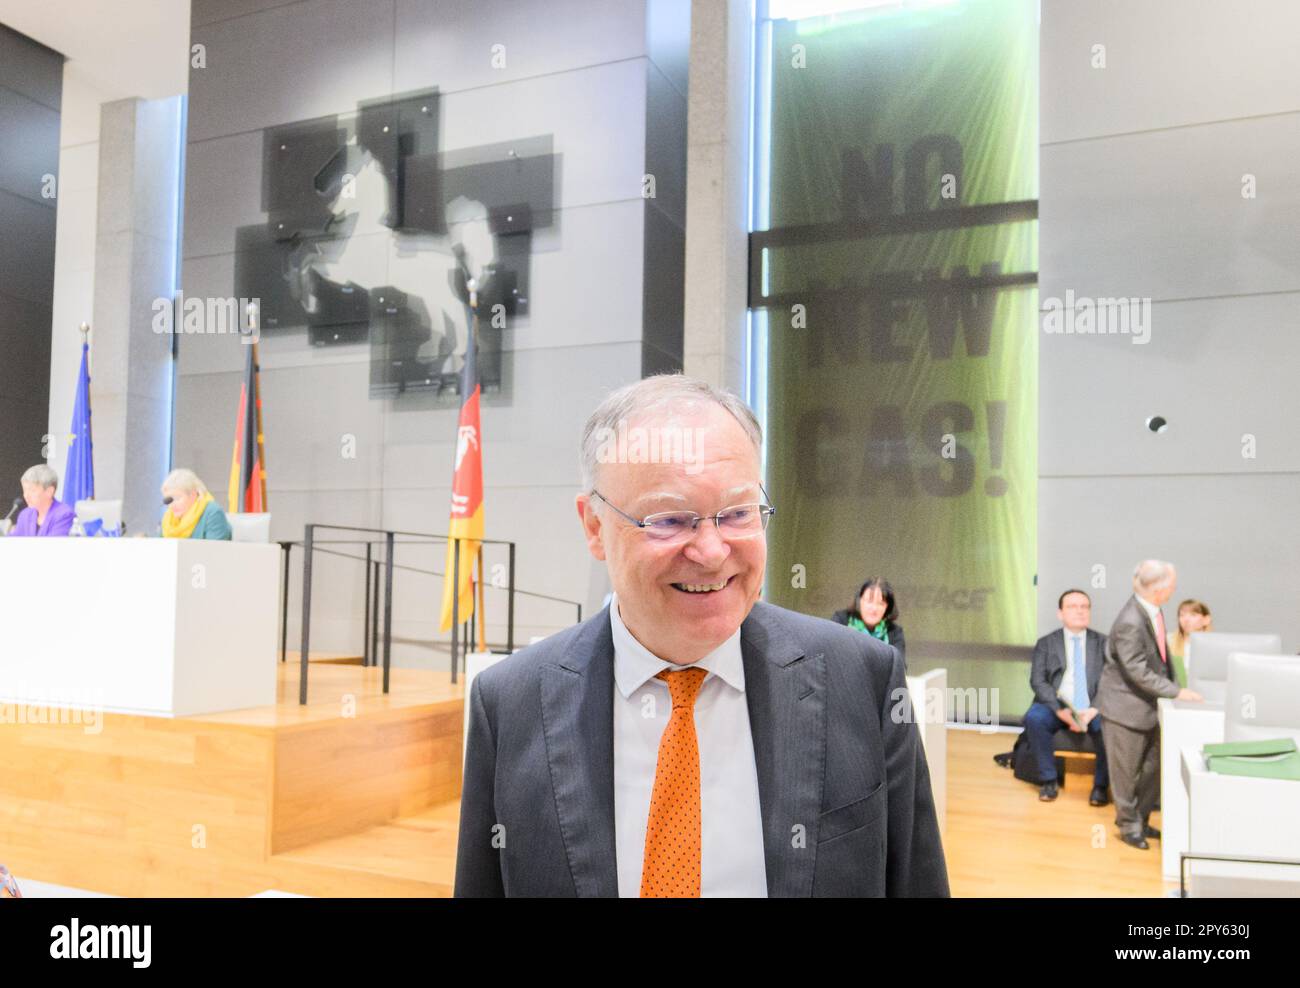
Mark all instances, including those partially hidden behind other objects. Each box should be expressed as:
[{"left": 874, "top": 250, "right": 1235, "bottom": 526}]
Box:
[{"left": 63, "top": 338, "right": 97, "bottom": 533}]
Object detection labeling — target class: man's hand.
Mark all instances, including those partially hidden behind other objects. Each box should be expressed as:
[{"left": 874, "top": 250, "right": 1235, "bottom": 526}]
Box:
[
  {"left": 1078, "top": 707, "right": 1098, "bottom": 729},
  {"left": 1177, "top": 688, "right": 1204, "bottom": 702},
  {"left": 1056, "top": 706, "right": 1083, "bottom": 732}
]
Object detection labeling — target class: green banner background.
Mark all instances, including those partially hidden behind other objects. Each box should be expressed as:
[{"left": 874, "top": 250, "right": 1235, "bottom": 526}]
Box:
[{"left": 763, "top": 0, "right": 1039, "bottom": 655}]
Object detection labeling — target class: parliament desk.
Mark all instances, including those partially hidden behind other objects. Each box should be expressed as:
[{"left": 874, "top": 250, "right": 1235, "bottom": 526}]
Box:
[
  {"left": 1181, "top": 745, "right": 1300, "bottom": 896},
  {"left": 1158, "top": 697, "right": 1225, "bottom": 881},
  {"left": 0, "top": 538, "right": 279, "bottom": 717},
  {"left": 906, "top": 668, "right": 948, "bottom": 833}
]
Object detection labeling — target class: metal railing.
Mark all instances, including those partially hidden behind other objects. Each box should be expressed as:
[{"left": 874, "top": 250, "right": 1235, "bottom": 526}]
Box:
[{"left": 279, "top": 523, "right": 583, "bottom": 705}]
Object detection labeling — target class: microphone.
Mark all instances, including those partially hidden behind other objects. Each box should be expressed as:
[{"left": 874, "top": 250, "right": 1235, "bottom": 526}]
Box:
[{"left": 0, "top": 496, "right": 22, "bottom": 536}]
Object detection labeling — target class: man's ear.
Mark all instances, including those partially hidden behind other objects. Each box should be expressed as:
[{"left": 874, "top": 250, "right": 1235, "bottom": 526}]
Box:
[{"left": 575, "top": 493, "right": 606, "bottom": 561}]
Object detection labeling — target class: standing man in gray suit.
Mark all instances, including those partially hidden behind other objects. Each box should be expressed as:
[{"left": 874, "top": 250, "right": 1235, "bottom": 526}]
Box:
[
  {"left": 454, "top": 374, "right": 949, "bottom": 897},
  {"left": 1095, "top": 560, "right": 1203, "bottom": 850}
]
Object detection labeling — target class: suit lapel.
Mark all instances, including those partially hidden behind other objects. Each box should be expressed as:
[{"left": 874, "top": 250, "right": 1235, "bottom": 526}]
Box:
[
  {"left": 1049, "top": 630, "right": 1066, "bottom": 684},
  {"left": 741, "top": 603, "right": 825, "bottom": 898},
  {"left": 538, "top": 608, "right": 618, "bottom": 897},
  {"left": 1132, "top": 596, "right": 1156, "bottom": 648},
  {"left": 1130, "top": 596, "right": 1170, "bottom": 677},
  {"left": 538, "top": 602, "right": 828, "bottom": 897}
]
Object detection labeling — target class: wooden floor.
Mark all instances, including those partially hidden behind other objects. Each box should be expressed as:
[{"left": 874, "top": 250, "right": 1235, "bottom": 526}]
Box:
[
  {"left": 283, "top": 728, "right": 1173, "bottom": 898},
  {"left": 3, "top": 662, "right": 1174, "bottom": 896},
  {"left": 945, "top": 730, "right": 1171, "bottom": 897},
  {"left": 275, "top": 800, "right": 461, "bottom": 894}
]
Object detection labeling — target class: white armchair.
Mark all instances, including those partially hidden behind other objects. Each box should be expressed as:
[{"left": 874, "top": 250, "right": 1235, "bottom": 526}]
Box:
[
  {"left": 227, "top": 512, "right": 271, "bottom": 543},
  {"left": 1182, "top": 653, "right": 1300, "bottom": 896}
]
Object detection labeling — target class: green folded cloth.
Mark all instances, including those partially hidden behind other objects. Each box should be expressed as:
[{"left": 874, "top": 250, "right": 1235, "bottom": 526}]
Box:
[
  {"left": 1204, "top": 737, "right": 1297, "bottom": 757},
  {"left": 1203, "top": 737, "right": 1300, "bottom": 781}
]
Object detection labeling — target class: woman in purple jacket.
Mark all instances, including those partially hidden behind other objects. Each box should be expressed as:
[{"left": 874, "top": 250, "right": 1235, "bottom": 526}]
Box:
[{"left": 9, "top": 464, "right": 75, "bottom": 537}]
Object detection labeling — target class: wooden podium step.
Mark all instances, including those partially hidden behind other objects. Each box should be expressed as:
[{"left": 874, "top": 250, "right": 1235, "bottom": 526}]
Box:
[
  {"left": 0, "top": 663, "right": 464, "bottom": 897},
  {"left": 282, "top": 650, "right": 366, "bottom": 665}
]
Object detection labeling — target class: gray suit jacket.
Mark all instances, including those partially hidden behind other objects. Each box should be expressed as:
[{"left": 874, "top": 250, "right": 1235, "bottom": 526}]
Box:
[
  {"left": 454, "top": 601, "right": 949, "bottom": 897},
  {"left": 1095, "top": 595, "right": 1180, "bottom": 731},
  {"left": 1029, "top": 627, "right": 1106, "bottom": 710}
]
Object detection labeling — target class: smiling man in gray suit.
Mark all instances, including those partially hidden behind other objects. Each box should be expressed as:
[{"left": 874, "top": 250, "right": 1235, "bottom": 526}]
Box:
[{"left": 454, "top": 374, "right": 948, "bottom": 897}]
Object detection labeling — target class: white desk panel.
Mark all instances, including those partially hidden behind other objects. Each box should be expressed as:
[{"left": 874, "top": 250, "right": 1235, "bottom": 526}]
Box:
[{"left": 0, "top": 539, "right": 278, "bottom": 717}]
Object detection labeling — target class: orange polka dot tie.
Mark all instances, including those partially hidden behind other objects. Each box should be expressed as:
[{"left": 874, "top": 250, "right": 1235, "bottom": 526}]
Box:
[{"left": 639, "top": 666, "right": 708, "bottom": 898}]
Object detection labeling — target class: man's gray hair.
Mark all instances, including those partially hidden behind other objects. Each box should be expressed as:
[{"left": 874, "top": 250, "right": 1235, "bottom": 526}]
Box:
[
  {"left": 579, "top": 374, "right": 762, "bottom": 490},
  {"left": 20, "top": 464, "right": 58, "bottom": 490},
  {"left": 1133, "top": 559, "right": 1175, "bottom": 591}
]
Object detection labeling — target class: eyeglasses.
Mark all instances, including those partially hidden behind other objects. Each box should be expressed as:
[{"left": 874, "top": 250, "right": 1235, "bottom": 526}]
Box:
[{"left": 590, "top": 485, "right": 775, "bottom": 544}]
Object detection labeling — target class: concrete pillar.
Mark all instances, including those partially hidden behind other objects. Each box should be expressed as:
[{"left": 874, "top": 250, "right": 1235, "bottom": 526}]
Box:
[
  {"left": 91, "top": 96, "right": 183, "bottom": 536},
  {"left": 682, "top": 0, "right": 753, "bottom": 394}
]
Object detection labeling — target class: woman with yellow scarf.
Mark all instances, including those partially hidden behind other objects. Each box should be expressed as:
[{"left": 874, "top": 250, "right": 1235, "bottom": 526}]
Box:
[{"left": 160, "top": 468, "right": 232, "bottom": 540}]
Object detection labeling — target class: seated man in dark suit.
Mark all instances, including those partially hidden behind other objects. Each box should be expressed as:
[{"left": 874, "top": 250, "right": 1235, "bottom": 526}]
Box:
[{"left": 1024, "top": 589, "right": 1110, "bottom": 805}]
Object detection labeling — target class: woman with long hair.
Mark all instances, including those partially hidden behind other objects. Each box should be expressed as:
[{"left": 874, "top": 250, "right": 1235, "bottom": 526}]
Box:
[
  {"left": 1168, "top": 599, "right": 1212, "bottom": 689},
  {"left": 831, "top": 577, "right": 906, "bottom": 668}
]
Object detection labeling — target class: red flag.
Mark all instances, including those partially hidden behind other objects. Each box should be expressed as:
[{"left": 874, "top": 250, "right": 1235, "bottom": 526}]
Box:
[
  {"left": 228, "top": 341, "right": 267, "bottom": 512},
  {"left": 439, "top": 323, "right": 483, "bottom": 632}
]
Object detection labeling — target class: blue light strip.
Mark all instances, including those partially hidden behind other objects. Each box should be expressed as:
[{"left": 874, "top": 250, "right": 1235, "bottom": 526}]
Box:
[
  {"left": 167, "top": 94, "right": 188, "bottom": 474},
  {"left": 748, "top": 0, "right": 774, "bottom": 481}
]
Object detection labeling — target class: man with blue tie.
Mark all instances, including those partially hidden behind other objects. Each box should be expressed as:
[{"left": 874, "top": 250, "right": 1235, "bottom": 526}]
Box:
[{"left": 1023, "top": 589, "right": 1110, "bottom": 805}]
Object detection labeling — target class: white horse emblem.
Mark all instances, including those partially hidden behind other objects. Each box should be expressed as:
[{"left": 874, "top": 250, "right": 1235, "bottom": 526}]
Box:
[{"left": 455, "top": 424, "right": 479, "bottom": 470}]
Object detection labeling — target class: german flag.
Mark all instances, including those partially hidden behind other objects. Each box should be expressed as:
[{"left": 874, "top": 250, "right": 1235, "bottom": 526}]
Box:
[
  {"left": 228, "top": 340, "right": 267, "bottom": 513},
  {"left": 439, "top": 319, "right": 483, "bottom": 634}
]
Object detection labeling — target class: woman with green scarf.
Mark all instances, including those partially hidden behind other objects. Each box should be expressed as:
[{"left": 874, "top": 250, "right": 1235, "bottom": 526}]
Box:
[
  {"left": 160, "top": 468, "right": 232, "bottom": 540},
  {"left": 832, "top": 577, "right": 906, "bottom": 669}
]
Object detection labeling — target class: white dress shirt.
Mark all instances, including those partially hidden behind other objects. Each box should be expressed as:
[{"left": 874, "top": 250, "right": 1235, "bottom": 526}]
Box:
[
  {"left": 609, "top": 594, "right": 767, "bottom": 897},
  {"left": 1058, "top": 628, "right": 1090, "bottom": 706}
]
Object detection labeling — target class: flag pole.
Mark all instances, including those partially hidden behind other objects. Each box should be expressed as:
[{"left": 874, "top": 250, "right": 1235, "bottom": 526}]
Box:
[
  {"left": 230, "top": 302, "right": 267, "bottom": 514},
  {"left": 475, "top": 547, "right": 486, "bottom": 652},
  {"left": 248, "top": 302, "right": 268, "bottom": 510},
  {"left": 63, "top": 322, "right": 96, "bottom": 534},
  {"left": 466, "top": 286, "right": 487, "bottom": 655},
  {"left": 438, "top": 264, "right": 485, "bottom": 651}
]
